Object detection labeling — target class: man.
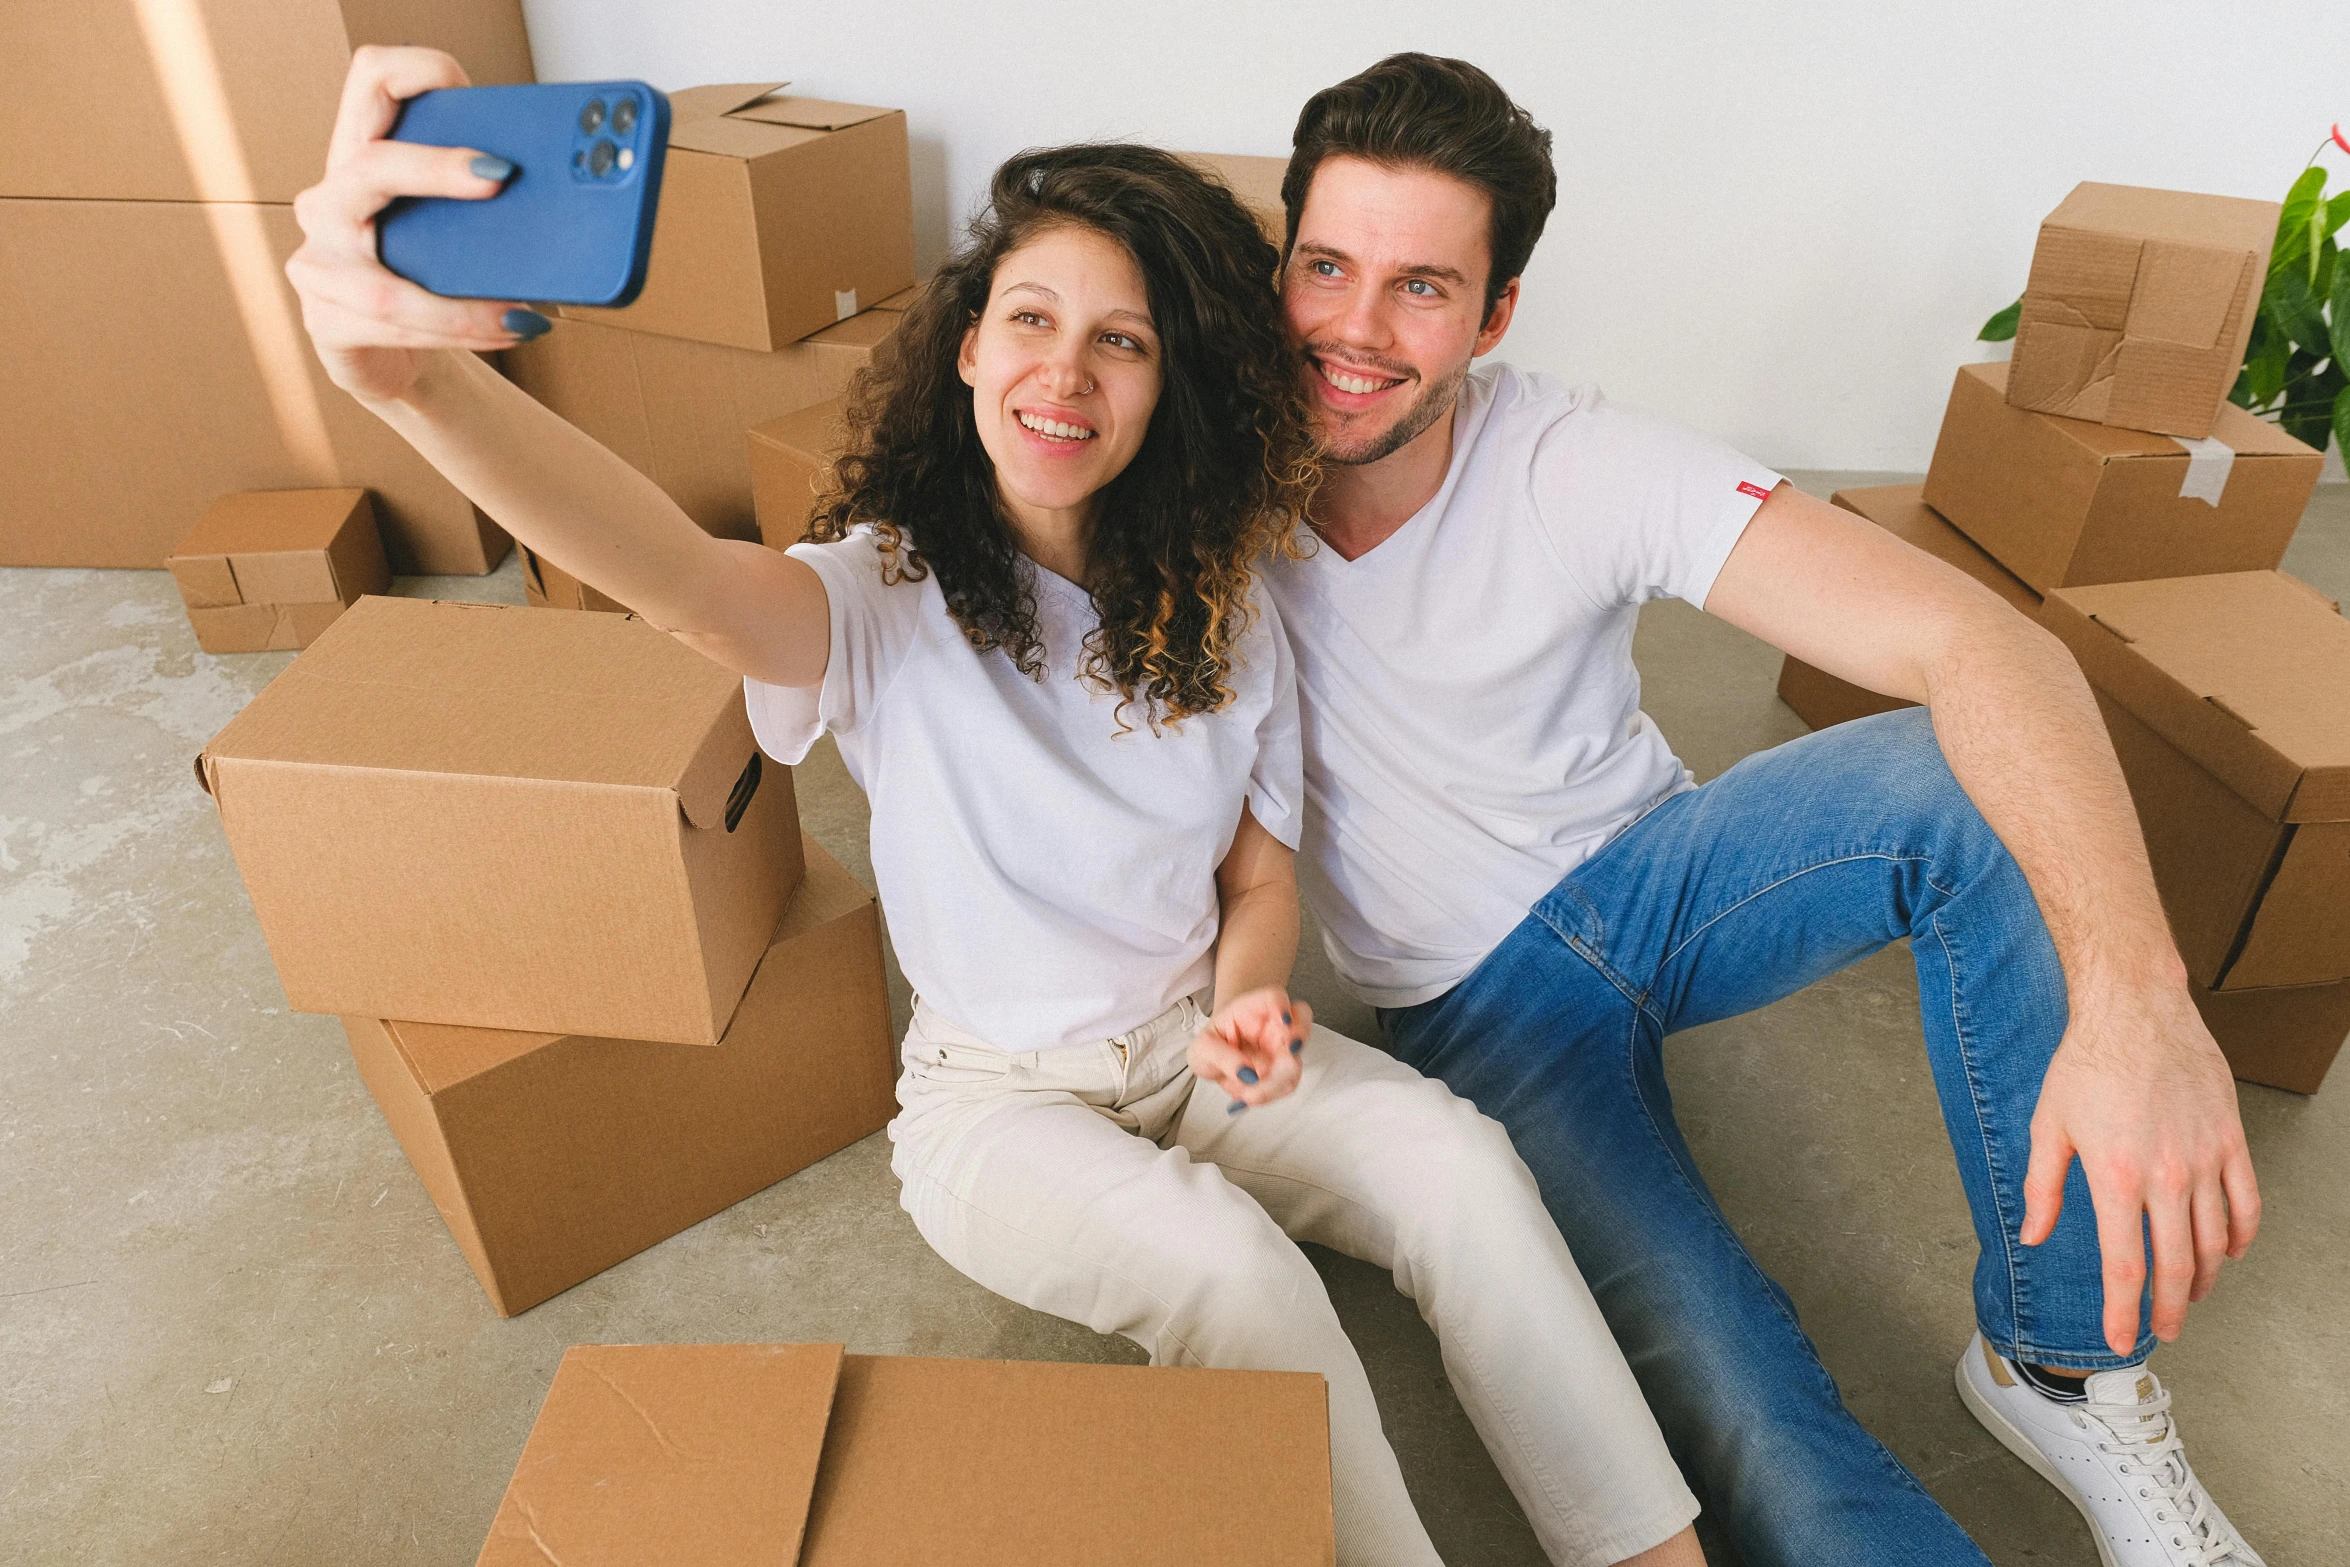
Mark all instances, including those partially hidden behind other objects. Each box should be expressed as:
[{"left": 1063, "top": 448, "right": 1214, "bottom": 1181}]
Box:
[{"left": 1261, "top": 52, "right": 2265, "bottom": 1567}]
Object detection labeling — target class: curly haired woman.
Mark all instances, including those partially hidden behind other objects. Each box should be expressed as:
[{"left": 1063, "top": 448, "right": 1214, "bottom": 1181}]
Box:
[{"left": 289, "top": 47, "right": 1706, "bottom": 1567}]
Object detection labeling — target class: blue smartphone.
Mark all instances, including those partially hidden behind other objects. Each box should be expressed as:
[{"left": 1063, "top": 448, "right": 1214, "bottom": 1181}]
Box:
[{"left": 377, "top": 82, "right": 669, "bottom": 307}]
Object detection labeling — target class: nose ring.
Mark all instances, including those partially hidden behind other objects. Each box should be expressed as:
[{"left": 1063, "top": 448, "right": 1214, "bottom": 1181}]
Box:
[{"left": 1082, "top": 378, "right": 1095, "bottom": 395}]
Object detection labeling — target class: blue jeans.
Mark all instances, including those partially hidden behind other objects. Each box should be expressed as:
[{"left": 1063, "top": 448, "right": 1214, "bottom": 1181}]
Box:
[{"left": 1381, "top": 708, "right": 2144, "bottom": 1567}]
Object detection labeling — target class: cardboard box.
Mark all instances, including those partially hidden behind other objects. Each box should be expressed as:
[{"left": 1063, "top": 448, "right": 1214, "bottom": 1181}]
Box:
[
  {"left": 2007, "top": 183, "right": 2278, "bottom": 440},
  {"left": 0, "top": 197, "right": 506, "bottom": 572},
  {"left": 1777, "top": 484, "right": 2044, "bottom": 730},
  {"left": 2189, "top": 974, "right": 2350, "bottom": 1095},
  {"left": 561, "top": 84, "right": 913, "bottom": 352},
  {"left": 748, "top": 399, "right": 849, "bottom": 550},
  {"left": 0, "top": 0, "right": 532, "bottom": 205},
  {"left": 502, "top": 309, "right": 898, "bottom": 542},
  {"left": 199, "top": 596, "right": 803, "bottom": 1044},
  {"left": 519, "top": 544, "right": 631, "bottom": 615},
  {"left": 167, "top": 488, "right": 390, "bottom": 652},
  {"left": 1921, "top": 361, "right": 2321, "bottom": 594},
  {"left": 1178, "top": 151, "right": 1288, "bottom": 249},
  {"left": 477, "top": 1343, "right": 1336, "bottom": 1567},
  {"left": 2040, "top": 572, "right": 2350, "bottom": 995},
  {"left": 343, "top": 839, "right": 894, "bottom": 1315}
]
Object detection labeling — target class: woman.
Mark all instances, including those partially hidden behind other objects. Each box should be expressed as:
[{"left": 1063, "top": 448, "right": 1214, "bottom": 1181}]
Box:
[{"left": 291, "top": 47, "right": 1708, "bottom": 1567}]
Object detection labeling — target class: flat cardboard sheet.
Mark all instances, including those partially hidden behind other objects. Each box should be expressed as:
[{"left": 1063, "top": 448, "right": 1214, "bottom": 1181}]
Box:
[
  {"left": 2007, "top": 182, "right": 2278, "bottom": 439},
  {"left": 0, "top": 198, "right": 505, "bottom": 572},
  {"left": 1921, "top": 361, "right": 2319, "bottom": 592},
  {"left": 479, "top": 1345, "right": 1336, "bottom": 1566},
  {"left": 201, "top": 597, "right": 802, "bottom": 1043}
]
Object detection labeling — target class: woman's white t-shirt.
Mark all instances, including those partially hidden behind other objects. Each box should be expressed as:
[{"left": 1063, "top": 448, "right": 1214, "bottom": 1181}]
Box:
[
  {"left": 745, "top": 528, "right": 1303, "bottom": 1053},
  {"left": 1262, "top": 365, "right": 1783, "bottom": 1009}
]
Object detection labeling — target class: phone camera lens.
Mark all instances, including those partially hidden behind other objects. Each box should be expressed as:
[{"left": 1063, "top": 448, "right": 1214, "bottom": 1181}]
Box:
[
  {"left": 578, "top": 98, "right": 606, "bottom": 135},
  {"left": 610, "top": 96, "right": 638, "bottom": 137},
  {"left": 588, "top": 138, "right": 617, "bottom": 177}
]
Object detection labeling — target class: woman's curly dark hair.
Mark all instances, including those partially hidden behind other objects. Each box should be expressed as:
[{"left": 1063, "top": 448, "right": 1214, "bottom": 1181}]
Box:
[{"left": 806, "top": 143, "right": 1319, "bottom": 726}]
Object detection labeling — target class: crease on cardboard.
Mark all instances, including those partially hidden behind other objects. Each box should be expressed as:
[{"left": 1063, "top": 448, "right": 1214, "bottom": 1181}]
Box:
[
  {"left": 2205, "top": 694, "right": 2259, "bottom": 732},
  {"left": 586, "top": 1362, "right": 696, "bottom": 1461},
  {"left": 2087, "top": 614, "right": 2136, "bottom": 645},
  {"left": 509, "top": 1502, "right": 565, "bottom": 1567}
]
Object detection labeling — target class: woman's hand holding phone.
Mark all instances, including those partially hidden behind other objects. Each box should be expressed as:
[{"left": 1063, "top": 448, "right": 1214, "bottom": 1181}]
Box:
[
  {"left": 1190, "top": 988, "right": 1311, "bottom": 1111},
  {"left": 286, "top": 46, "right": 537, "bottom": 405}
]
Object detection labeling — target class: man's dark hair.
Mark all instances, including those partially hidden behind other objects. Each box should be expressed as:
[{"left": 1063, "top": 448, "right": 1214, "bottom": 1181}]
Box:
[{"left": 1281, "top": 53, "right": 1557, "bottom": 318}]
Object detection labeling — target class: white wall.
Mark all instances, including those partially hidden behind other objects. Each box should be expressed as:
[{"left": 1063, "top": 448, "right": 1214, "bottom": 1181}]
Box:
[{"left": 522, "top": 0, "right": 2348, "bottom": 474}]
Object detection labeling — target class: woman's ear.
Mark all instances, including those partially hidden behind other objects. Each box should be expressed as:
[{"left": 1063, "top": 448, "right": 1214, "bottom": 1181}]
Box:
[{"left": 957, "top": 317, "right": 980, "bottom": 388}]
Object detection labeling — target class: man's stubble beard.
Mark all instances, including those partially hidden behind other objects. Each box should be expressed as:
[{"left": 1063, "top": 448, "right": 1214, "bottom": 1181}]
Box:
[{"left": 1320, "top": 357, "right": 1471, "bottom": 467}]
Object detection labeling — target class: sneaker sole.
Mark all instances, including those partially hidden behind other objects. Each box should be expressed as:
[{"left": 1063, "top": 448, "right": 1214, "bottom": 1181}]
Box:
[{"left": 1952, "top": 1349, "right": 2124, "bottom": 1567}]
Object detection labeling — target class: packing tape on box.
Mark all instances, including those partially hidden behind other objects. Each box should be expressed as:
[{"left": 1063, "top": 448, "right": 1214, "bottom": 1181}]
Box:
[
  {"left": 2175, "top": 435, "right": 2235, "bottom": 506},
  {"left": 834, "top": 288, "right": 859, "bottom": 321}
]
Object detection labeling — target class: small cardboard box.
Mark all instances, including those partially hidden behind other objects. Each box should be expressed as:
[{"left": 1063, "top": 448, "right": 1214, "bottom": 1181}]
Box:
[
  {"left": 1777, "top": 484, "right": 2043, "bottom": 731},
  {"left": 167, "top": 488, "right": 390, "bottom": 653},
  {"left": 748, "top": 399, "right": 848, "bottom": 550},
  {"left": 344, "top": 840, "right": 894, "bottom": 1315},
  {"left": 1921, "top": 361, "right": 2321, "bottom": 594},
  {"left": 562, "top": 84, "right": 913, "bottom": 352},
  {"left": 518, "top": 544, "right": 630, "bottom": 615},
  {"left": 0, "top": 0, "right": 532, "bottom": 205},
  {"left": 2189, "top": 972, "right": 2350, "bottom": 1095},
  {"left": 0, "top": 196, "right": 506, "bottom": 572},
  {"left": 2040, "top": 572, "right": 2350, "bottom": 995},
  {"left": 199, "top": 596, "right": 803, "bottom": 1044},
  {"left": 2007, "top": 182, "right": 2279, "bottom": 440},
  {"left": 502, "top": 307, "right": 897, "bottom": 542},
  {"left": 1178, "top": 151, "right": 1288, "bottom": 249},
  {"left": 477, "top": 1343, "right": 1336, "bottom": 1567}
]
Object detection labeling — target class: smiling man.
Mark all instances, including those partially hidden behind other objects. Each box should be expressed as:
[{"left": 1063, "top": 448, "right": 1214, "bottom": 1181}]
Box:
[{"left": 1260, "top": 53, "right": 2268, "bottom": 1567}]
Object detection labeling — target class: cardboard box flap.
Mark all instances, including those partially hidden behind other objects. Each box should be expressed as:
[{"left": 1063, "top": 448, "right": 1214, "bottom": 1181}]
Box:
[
  {"left": 477, "top": 1343, "right": 842, "bottom": 1567},
  {"left": 174, "top": 488, "right": 368, "bottom": 557},
  {"left": 2047, "top": 182, "right": 2278, "bottom": 255},
  {"left": 200, "top": 598, "right": 751, "bottom": 815},
  {"left": 726, "top": 95, "right": 897, "bottom": 132},
  {"left": 669, "top": 83, "right": 792, "bottom": 123},
  {"left": 670, "top": 115, "right": 823, "bottom": 162},
  {"left": 2046, "top": 573, "right": 2350, "bottom": 822}
]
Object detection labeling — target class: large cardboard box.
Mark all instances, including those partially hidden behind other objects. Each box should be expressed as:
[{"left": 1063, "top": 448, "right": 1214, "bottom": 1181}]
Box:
[
  {"left": 0, "top": 197, "right": 506, "bottom": 572},
  {"left": 2007, "top": 183, "right": 2278, "bottom": 440},
  {"left": 1777, "top": 484, "right": 2043, "bottom": 731},
  {"left": 1178, "top": 151, "right": 1288, "bottom": 250},
  {"left": 0, "top": 0, "right": 532, "bottom": 205},
  {"left": 199, "top": 596, "right": 803, "bottom": 1044},
  {"left": 2040, "top": 573, "right": 2350, "bottom": 997},
  {"left": 2189, "top": 974, "right": 2350, "bottom": 1095},
  {"left": 502, "top": 308, "right": 899, "bottom": 542},
  {"left": 562, "top": 85, "right": 913, "bottom": 353},
  {"left": 168, "top": 488, "right": 390, "bottom": 653},
  {"left": 1922, "top": 361, "right": 2321, "bottom": 594},
  {"left": 344, "top": 840, "right": 894, "bottom": 1315},
  {"left": 748, "top": 399, "right": 849, "bottom": 550},
  {"left": 477, "top": 1343, "right": 1336, "bottom": 1567}
]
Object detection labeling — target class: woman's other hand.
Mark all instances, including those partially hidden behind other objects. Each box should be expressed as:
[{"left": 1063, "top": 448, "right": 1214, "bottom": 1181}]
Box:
[{"left": 1189, "top": 987, "right": 1311, "bottom": 1110}]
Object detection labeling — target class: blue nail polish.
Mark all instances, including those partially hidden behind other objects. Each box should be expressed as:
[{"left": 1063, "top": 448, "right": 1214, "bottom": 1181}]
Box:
[
  {"left": 1237, "top": 1066, "right": 1259, "bottom": 1085},
  {"left": 1281, "top": 1012, "right": 1291, "bottom": 1024},
  {"left": 470, "top": 154, "right": 515, "bottom": 182},
  {"left": 1290, "top": 1038, "right": 1304, "bottom": 1055},
  {"left": 1227, "top": 1099, "right": 1247, "bottom": 1115},
  {"left": 503, "top": 308, "right": 552, "bottom": 339}
]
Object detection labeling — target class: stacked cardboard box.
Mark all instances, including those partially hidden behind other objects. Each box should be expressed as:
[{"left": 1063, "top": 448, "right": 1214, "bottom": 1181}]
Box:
[
  {"left": 202, "top": 597, "right": 895, "bottom": 1309},
  {"left": 1779, "top": 183, "right": 2346, "bottom": 1090},
  {"left": 167, "top": 488, "right": 390, "bottom": 653},
  {"left": 0, "top": 0, "right": 529, "bottom": 572},
  {"left": 477, "top": 1344, "right": 1335, "bottom": 1565}
]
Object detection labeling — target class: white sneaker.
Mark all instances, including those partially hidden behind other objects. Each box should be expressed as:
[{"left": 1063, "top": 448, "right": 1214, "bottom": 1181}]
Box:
[{"left": 1954, "top": 1334, "right": 2263, "bottom": 1567}]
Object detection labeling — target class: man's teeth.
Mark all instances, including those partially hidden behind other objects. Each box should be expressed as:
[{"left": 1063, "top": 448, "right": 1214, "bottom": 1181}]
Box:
[
  {"left": 1018, "top": 412, "right": 1095, "bottom": 440},
  {"left": 1320, "top": 362, "right": 1401, "bottom": 395}
]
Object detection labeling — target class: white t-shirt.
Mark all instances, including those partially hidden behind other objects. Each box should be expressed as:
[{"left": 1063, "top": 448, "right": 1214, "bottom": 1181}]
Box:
[
  {"left": 1263, "top": 365, "right": 1782, "bottom": 1008},
  {"left": 745, "top": 529, "right": 1303, "bottom": 1053}
]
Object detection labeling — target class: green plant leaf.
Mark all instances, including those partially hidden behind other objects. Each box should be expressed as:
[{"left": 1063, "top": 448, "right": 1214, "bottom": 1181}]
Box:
[
  {"left": 2334, "top": 382, "right": 2350, "bottom": 463},
  {"left": 2328, "top": 190, "right": 2350, "bottom": 241},
  {"left": 2313, "top": 193, "right": 2330, "bottom": 287},
  {"left": 2244, "top": 309, "right": 2292, "bottom": 404},
  {"left": 1978, "top": 298, "right": 2021, "bottom": 342},
  {"left": 2271, "top": 268, "right": 2333, "bottom": 353},
  {"left": 2331, "top": 249, "right": 2350, "bottom": 370},
  {"left": 2271, "top": 167, "right": 2327, "bottom": 280}
]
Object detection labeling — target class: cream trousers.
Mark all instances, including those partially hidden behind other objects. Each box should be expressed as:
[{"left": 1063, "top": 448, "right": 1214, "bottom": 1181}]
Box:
[{"left": 887, "top": 993, "right": 1699, "bottom": 1567}]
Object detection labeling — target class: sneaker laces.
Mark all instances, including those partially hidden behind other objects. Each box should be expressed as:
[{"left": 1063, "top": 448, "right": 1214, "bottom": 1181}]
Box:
[{"left": 2081, "top": 1375, "right": 2247, "bottom": 1566}]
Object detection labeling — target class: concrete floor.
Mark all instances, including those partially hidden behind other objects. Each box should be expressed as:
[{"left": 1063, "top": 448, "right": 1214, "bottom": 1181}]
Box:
[{"left": 3, "top": 473, "right": 2345, "bottom": 1566}]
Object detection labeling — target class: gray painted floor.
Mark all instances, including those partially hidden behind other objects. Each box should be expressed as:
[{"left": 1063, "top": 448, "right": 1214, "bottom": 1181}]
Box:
[{"left": 3, "top": 474, "right": 2345, "bottom": 1566}]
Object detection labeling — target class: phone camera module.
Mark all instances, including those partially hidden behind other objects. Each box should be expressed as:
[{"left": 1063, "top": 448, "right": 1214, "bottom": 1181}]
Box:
[
  {"left": 578, "top": 98, "right": 607, "bottom": 135},
  {"left": 587, "top": 138, "right": 618, "bottom": 178},
  {"left": 610, "top": 96, "right": 639, "bottom": 137}
]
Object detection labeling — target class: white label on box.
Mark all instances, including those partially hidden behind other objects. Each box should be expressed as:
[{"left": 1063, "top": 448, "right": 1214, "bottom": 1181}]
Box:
[
  {"left": 2175, "top": 435, "right": 2235, "bottom": 506},
  {"left": 834, "top": 288, "right": 859, "bottom": 321}
]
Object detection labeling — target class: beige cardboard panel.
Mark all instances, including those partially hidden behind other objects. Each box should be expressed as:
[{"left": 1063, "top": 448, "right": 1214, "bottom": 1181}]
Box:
[
  {"left": 187, "top": 603, "right": 283, "bottom": 654},
  {"left": 0, "top": 199, "right": 505, "bottom": 572},
  {"left": 2065, "top": 442, "right": 2310, "bottom": 588},
  {"left": 2006, "top": 320, "right": 2118, "bottom": 425},
  {"left": 230, "top": 550, "right": 341, "bottom": 606},
  {"left": 2128, "top": 241, "right": 2245, "bottom": 348},
  {"left": 519, "top": 544, "right": 632, "bottom": 613},
  {"left": 340, "top": 1016, "right": 501, "bottom": 1298},
  {"left": 1776, "top": 655, "right": 1910, "bottom": 731},
  {"left": 175, "top": 487, "right": 369, "bottom": 556},
  {"left": 2191, "top": 975, "right": 2350, "bottom": 1094},
  {"left": 2225, "top": 823, "right": 2350, "bottom": 990},
  {"left": 748, "top": 399, "right": 848, "bottom": 550},
  {"left": 322, "top": 493, "right": 392, "bottom": 600},
  {"left": 749, "top": 113, "right": 916, "bottom": 346},
  {"left": 578, "top": 152, "right": 774, "bottom": 350},
  {"left": 0, "top": 0, "right": 530, "bottom": 205},
  {"left": 170, "top": 556, "right": 244, "bottom": 610},
  {"left": 477, "top": 1344, "right": 843, "bottom": 1567}
]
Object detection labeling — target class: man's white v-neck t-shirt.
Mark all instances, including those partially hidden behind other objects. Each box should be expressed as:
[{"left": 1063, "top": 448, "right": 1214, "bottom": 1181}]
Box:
[{"left": 1263, "top": 364, "right": 1782, "bottom": 1009}]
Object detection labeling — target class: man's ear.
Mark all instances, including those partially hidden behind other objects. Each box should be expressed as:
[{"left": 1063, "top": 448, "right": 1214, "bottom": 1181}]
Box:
[{"left": 1474, "top": 278, "right": 1521, "bottom": 357}]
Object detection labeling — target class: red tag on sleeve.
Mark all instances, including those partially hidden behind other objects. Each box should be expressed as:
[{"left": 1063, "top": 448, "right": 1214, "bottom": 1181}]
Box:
[{"left": 1737, "top": 480, "right": 1772, "bottom": 501}]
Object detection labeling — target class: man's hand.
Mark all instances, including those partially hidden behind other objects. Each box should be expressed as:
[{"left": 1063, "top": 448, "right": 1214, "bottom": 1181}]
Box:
[
  {"left": 2022, "top": 978, "right": 2260, "bottom": 1358},
  {"left": 1189, "top": 988, "right": 1311, "bottom": 1110}
]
